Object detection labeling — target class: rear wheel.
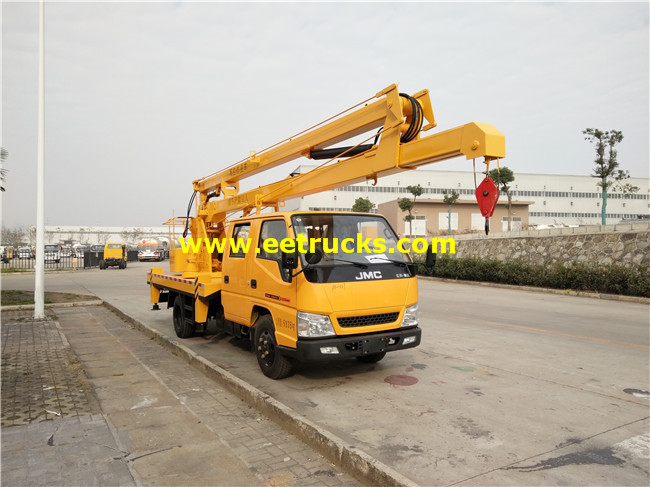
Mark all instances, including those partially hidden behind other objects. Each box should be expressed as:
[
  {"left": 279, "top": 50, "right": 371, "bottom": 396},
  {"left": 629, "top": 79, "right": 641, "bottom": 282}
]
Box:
[
  {"left": 99, "top": 260, "right": 106, "bottom": 270},
  {"left": 173, "top": 296, "right": 194, "bottom": 338},
  {"left": 255, "top": 315, "right": 292, "bottom": 379}
]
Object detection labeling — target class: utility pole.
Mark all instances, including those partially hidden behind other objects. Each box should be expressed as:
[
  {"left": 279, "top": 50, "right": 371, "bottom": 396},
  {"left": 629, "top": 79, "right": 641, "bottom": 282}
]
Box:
[{"left": 34, "top": 0, "right": 45, "bottom": 319}]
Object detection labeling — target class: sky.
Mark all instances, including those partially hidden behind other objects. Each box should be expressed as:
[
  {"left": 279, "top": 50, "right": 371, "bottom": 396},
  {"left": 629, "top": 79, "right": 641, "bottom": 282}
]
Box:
[{"left": 1, "top": 1, "right": 649, "bottom": 228}]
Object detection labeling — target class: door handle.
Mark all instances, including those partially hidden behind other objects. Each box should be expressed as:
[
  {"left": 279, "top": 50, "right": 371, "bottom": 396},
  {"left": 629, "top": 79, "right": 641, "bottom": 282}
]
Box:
[
  {"left": 251, "top": 279, "right": 257, "bottom": 289},
  {"left": 224, "top": 275, "right": 229, "bottom": 284}
]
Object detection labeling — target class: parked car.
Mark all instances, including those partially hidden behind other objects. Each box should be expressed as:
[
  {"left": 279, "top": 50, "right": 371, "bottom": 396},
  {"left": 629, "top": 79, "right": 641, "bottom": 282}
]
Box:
[
  {"left": 44, "top": 244, "right": 61, "bottom": 263},
  {"left": 17, "top": 246, "right": 33, "bottom": 259},
  {"left": 60, "top": 246, "right": 72, "bottom": 258},
  {"left": 73, "top": 245, "right": 88, "bottom": 258}
]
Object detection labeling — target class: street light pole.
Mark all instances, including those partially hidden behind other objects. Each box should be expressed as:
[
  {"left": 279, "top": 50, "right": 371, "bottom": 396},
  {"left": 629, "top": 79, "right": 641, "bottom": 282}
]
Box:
[{"left": 34, "top": 0, "right": 45, "bottom": 319}]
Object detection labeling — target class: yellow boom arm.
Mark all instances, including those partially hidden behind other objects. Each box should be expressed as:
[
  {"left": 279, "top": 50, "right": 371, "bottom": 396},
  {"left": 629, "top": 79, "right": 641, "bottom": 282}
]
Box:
[{"left": 192, "top": 84, "right": 505, "bottom": 233}]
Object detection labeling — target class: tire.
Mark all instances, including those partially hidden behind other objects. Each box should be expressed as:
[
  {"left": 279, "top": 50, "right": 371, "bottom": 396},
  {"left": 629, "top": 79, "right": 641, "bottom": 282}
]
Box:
[
  {"left": 356, "top": 352, "right": 387, "bottom": 364},
  {"left": 172, "top": 296, "right": 194, "bottom": 338},
  {"left": 118, "top": 261, "right": 124, "bottom": 270},
  {"left": 124, "top": 260, "right": 127, "bottom": 268},
  {"left": 99, "top": 259, "right": 106, "bottom": 270},
  {"left": 254, "top": 315, "right": 292, "bottom": 379}
]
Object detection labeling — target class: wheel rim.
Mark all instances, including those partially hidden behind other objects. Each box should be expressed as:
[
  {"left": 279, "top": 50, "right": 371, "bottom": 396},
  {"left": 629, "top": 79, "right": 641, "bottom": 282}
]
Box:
[{"left": 258, "top": 330, "right": 275, "bottom": 367}]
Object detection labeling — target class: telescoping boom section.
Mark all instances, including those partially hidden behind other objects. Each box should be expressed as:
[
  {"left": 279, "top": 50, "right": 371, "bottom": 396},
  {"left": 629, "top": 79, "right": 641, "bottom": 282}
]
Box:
[{"left": 148, "top": 83, "right": 506, "bottom": 379}]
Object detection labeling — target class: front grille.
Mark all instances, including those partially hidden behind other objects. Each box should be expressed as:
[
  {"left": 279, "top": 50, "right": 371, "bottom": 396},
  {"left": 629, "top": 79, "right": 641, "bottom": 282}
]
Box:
[{"left": 337, "top": 312, "right": 400, "bottom": 328}]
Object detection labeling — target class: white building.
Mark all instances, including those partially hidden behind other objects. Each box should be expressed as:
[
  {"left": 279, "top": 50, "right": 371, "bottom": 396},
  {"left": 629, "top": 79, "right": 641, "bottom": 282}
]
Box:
[{"left": 284, "top": 166, "right": 649, "bottom": 228}]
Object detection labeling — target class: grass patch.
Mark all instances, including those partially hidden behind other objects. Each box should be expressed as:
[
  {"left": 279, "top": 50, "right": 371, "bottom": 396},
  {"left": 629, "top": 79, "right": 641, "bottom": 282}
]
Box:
[
  {"left": 418, "top": 256, "right": 650, "bottom": 298},
  {"left": 1, "top": 290, "right": 96, "bottom": 306},
  {"left": 1, "top": 268, "right": 34, "bottom": 274}
]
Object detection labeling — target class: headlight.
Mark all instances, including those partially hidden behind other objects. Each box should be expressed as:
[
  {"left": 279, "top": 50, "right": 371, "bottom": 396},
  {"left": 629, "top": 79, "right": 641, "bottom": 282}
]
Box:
[
  {"left": 297, "top": 312, "right": 335, "bottom": 338},
  {"left": 401, "top": 304, "right": 418, "bottom": 328}
]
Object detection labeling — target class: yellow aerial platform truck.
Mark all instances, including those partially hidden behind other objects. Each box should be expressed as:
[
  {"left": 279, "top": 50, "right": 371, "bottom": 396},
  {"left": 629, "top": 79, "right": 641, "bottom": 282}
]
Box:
[{"left": 147, "top": 84, "right": 505, "bottom": 379}]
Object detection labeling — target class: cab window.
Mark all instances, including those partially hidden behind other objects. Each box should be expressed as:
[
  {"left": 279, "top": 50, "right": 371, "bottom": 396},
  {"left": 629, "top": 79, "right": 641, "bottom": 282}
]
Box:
[
  {"left": 258, "top": 220, "right": 287, "bottom": 262},
  {"left": 230, "top": 223, "right": 251, "bottom": 258}
]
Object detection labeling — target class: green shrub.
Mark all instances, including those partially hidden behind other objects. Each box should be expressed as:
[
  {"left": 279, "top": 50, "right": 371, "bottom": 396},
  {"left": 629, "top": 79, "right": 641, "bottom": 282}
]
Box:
[{"left": 418, "top": 255, "right": 649, "bottom": 298}]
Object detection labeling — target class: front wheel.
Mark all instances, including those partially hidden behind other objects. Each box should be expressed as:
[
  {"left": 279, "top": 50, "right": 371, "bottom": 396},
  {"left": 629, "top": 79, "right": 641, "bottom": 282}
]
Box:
[
  {"left": 254, "top": 316, "right": 293, "bottom": 379},
  {"left": 172, "top": 296, "right": 194, "bottom": 338}
]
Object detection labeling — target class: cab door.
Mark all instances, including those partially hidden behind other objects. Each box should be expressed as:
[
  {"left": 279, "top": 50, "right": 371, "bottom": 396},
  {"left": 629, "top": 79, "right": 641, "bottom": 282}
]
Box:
[
  {"left": 221, "top": 221, "right": 255, "bottom": 324},
  {"left": 249, "top": 219, "right": 298, "bottom": 348}
]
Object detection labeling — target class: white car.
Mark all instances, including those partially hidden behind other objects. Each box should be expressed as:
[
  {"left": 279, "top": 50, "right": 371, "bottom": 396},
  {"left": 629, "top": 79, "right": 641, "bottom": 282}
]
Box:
[
  {"left": 17, "top": 247, "right": 33, "bottom": 259},
  {"left": 44, "top": 244, "right": 61, "bottom": 263}
]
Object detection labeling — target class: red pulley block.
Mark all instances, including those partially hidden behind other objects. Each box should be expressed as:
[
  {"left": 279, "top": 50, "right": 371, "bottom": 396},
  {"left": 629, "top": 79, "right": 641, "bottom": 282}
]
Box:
[
  {"left": 475, "top": 176, "right": 500, "bottom": 217},
  {"left": 475, "top": 177, "right": 500, "bottom": 235}
]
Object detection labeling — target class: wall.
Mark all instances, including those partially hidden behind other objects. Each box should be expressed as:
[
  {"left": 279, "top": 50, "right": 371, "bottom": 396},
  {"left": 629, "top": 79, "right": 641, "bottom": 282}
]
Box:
[{"left": 451, "top": 222, "right": 650, "bottom": 268}]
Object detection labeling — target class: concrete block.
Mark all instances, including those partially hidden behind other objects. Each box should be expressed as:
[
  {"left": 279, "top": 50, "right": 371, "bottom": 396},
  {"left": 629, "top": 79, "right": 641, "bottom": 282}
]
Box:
[
  {"left": 631, "top": 222, "right": 650, "bottom": 231},
  {"left": 614, "top": 224, "right": 632, "bottom": 232}
]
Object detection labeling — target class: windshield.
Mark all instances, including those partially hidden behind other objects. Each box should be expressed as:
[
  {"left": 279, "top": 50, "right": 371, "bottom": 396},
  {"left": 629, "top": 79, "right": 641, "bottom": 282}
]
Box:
[
  {"left": 291, "top": 213, "right": 409, "bottom": 265},
  {"left": 107, "top": 244, "right": 122, "bottom": 249},
  {"left": 290, "top": 214, "right": 414, "bottom": 283},
  {"left": 44, "top": 245, "right": 58, "bottom": 251}
]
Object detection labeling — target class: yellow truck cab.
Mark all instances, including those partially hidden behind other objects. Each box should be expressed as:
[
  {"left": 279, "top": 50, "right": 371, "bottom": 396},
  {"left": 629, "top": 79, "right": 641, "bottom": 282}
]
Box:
[
  {"left": 228, "top": 212, "right": 421, "bottom": 377},
  {"left": 100, "top": 242, "right": 127, "bottom": 270}
]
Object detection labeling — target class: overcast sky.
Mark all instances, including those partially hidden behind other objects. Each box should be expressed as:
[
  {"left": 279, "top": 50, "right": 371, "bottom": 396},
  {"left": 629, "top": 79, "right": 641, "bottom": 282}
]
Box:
[{"left": 2, "top": 1, "right": 648, "bottom": 228}]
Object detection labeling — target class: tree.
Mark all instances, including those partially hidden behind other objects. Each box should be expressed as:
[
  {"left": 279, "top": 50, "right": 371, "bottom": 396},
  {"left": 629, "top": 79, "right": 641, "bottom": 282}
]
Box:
[
  {"left": 398, "top": 184, "right": 423, "bottom": 237},
  {"left": 121, "top": 227, "right": 144, "bottom": 245},
  {"left": 583, "top": 128, "right": 639, "bottom": 225},
  {"left": 1, "top": 226, "right": 26, "bottom": 247},
  {"left": 97, "top": 232, "right": 110, "bottom": 246},
  {"left": 1, "top": 147, "right": 7, "bottom": 192},
  {"left": 442, "top": 190, "right": 459, "bottom": 235},
  {"left": 351, "top": 197, "right": 375, "bottom": 213},
  {"left": 488, "top": 166, "right": 515, "bottom": 231}
]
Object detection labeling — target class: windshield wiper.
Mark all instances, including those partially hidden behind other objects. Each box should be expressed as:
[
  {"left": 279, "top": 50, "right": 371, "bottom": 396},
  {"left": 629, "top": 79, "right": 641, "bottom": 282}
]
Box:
[{"left": 319, "top": 258, "right": 368, "bottom": 269}]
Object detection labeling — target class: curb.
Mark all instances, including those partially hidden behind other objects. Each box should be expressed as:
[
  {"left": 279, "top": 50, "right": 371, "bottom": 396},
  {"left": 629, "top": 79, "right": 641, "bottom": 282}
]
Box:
[
  {"left": 417, "top": 276, "right": 650, "bottom": 305},
  {"left": 101, "top": 301, "right": 418, "bottom": 487},
  {"left": 0, "top": 300, "right": 104, "bottom": 312}
]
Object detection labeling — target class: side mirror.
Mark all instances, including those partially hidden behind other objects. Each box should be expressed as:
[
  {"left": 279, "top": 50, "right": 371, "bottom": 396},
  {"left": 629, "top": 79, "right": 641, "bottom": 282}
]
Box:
[
  {"left": 281, "top": 248, "right": 299, "bottom": 271},
  {"left": 425, "top": 246, "right": 437, "bottom": 270}
]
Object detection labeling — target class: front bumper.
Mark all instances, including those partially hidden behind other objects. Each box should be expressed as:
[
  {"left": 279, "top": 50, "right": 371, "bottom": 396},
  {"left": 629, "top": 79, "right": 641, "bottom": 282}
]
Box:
[{"left": 280, "top": 327, "right": 421, "bottom": 362}]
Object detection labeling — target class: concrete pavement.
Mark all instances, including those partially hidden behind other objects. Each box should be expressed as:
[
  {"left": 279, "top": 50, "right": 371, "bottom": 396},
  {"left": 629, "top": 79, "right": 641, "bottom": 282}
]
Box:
[
  {"left": 1, "top": 306, "right": 360, "bottom": 487},
  {"left": 2, "top": 264, "right": 649, "bottom": 486}
]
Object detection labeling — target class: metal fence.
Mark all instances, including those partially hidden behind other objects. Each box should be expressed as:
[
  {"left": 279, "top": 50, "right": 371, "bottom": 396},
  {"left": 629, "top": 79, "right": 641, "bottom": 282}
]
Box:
[{"left": 1, "top": 250, "right": 139, "bottom": 271}]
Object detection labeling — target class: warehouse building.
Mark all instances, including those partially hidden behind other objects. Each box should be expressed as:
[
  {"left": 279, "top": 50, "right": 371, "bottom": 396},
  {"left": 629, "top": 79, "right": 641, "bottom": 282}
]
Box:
[{"left": 284, "top": 166, "right": 649, "bottom": 235}]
